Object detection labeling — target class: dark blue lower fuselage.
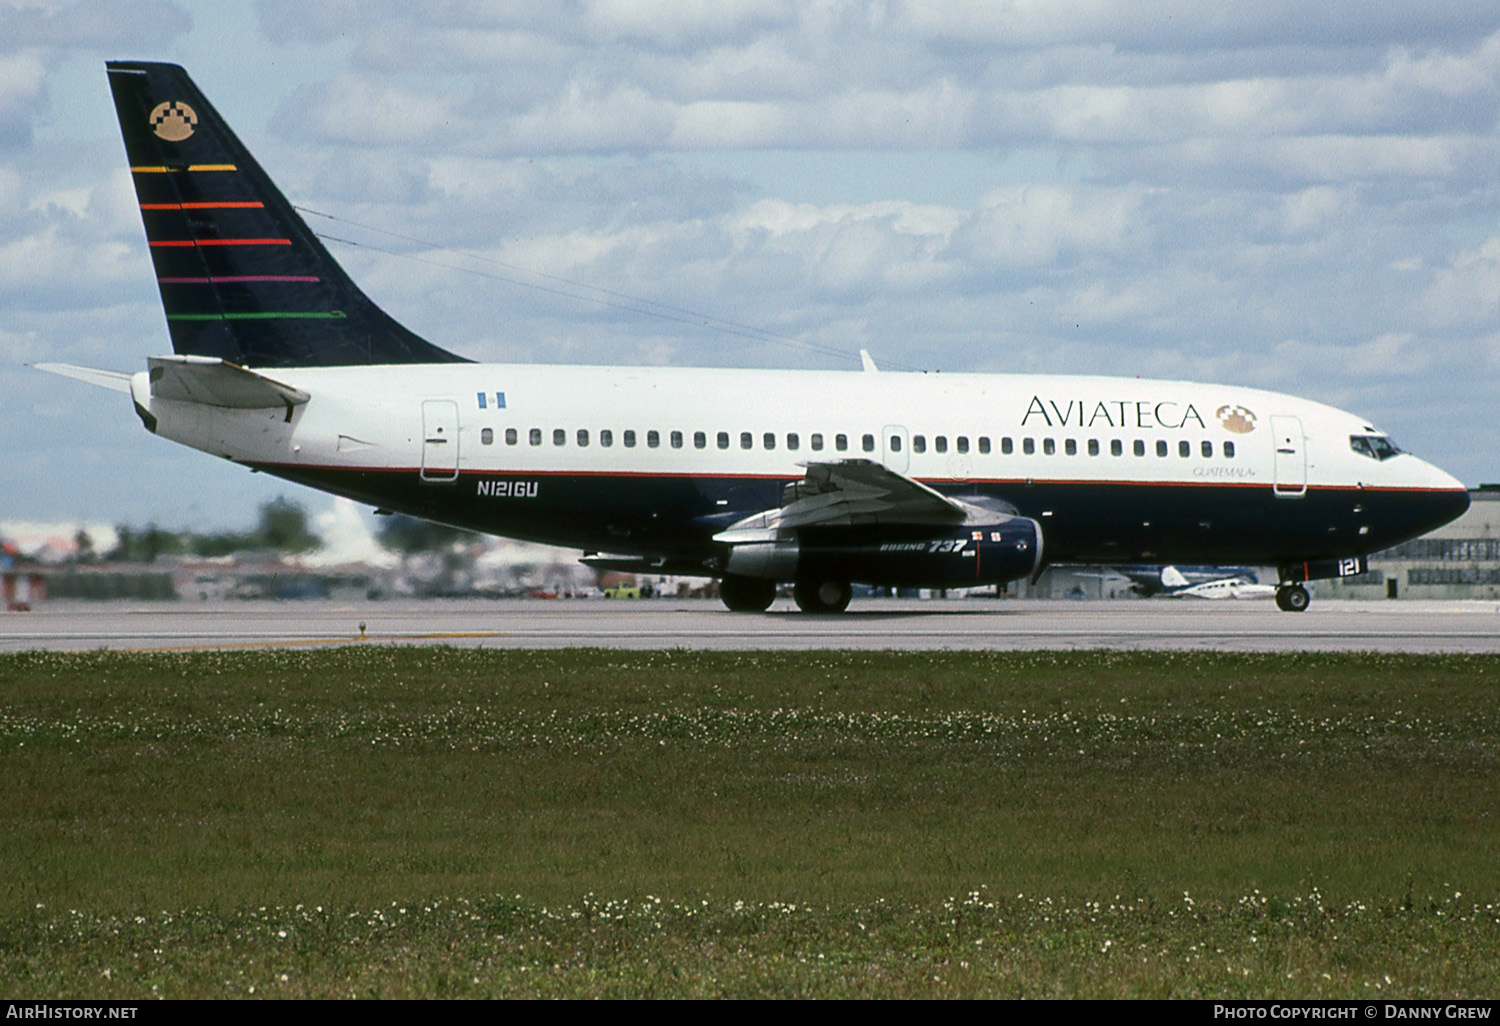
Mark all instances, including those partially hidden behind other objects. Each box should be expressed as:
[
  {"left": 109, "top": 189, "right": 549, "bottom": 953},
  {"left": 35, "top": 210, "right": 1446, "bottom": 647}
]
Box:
[{"left": 258, "top": 463, "right": 1469, "bottom": 574}]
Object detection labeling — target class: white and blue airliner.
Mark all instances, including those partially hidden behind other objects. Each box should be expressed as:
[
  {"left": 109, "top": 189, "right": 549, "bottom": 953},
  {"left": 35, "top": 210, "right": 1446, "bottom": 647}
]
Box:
[{"left": 37, "top": 62, "right": 1470, "bottom": 613}]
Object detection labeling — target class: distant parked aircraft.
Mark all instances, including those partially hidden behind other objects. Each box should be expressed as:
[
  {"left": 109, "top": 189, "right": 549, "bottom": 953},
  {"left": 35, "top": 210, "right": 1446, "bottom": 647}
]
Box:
[{"left": 1149, "top": 566, "right": 1276, "bottom": 600}]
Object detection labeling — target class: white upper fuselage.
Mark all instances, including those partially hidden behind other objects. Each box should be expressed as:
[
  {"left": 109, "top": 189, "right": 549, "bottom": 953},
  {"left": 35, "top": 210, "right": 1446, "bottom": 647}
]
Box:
[{"left": 133, "top": 361, "right": 1463, "bottom": 496}]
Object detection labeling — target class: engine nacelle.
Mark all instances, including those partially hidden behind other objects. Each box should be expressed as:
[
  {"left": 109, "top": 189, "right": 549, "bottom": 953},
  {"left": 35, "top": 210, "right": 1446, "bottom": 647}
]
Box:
[{"left": 723, "top": 518, "right": 1043, "bottom": 588}]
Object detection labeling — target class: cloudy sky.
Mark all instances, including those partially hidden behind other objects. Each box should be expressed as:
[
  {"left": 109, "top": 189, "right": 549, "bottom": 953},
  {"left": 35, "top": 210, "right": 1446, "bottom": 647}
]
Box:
[{"left": 5, "top": 0, "right": 1500, "bottom": 532}]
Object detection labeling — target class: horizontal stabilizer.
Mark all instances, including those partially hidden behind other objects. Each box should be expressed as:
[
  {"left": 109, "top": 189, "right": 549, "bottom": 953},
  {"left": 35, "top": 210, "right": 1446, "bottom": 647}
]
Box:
[
  {"left": 31, "top": 363, "right": 133, "bottom": 392},
  {"left": 147, "top": 354, "right": 309, "bottom": 408}
]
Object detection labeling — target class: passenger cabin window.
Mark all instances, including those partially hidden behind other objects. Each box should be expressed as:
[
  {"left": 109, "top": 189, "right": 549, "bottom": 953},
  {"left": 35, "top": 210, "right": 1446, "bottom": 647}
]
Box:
[
  {"left": 978, "top": 437, "right": 990, "bottom": 454},
  {"left": 553, "top": 429, "right": 566, "bottom": 446},
  {"left": 600, "top": 429, "right": 613, "bottom": 447},
  {"left": 811, "top": 433, "right": 824, "bottom": 451},
  {"left": 1043, "top": 438, "right": 1055, "bottom": 456},
  {"left": 717, "top": 431, "right": 729, "bottom": 450},
  {"left": 670, "top": 430, "right": 683, "bottom": 449},
  {"left": 1156, "top": 440, "right": 1168, "bottom": 457},
  {"left": 763, "top": 432, "right": 776, "bottom": 450},
  {"left": 577, "top": 429, "right": 589, "bottom": 447},
  {"left": 529, "top": 428, "right": 542, "bottom": 446},
  {"left": 647, "top": 430, "right": 660, "bottom": 448},
  {"left": 862, "top": 434, "right": 875, "bottom": 453},
  {"left": 1350, "top": 434, "right": 1401, "bottom": 461},
  {"left": 1088, "top": 439, "right": 1099, "bottom": 456},
  {"left": 694, "top": 431, "right": 706, "bottom": 449},
  {"left": 1065, "top": 439, "right": 1076, "bottom": 456},
  {"left": 889, "top": 435, "right": 902, "bottom": 452},
  {"left": 1001, "top": 437, "right": 1013, "bottom": 455},
  {"left": 787, "top": 433, "right": 799, "bottom": 451},
  {"left": 936, "top": 436, "right": 948, "bottom": 454},
  {"left": 913, "top": 435, "right": 926, "bottom": 453},
  {"left": 1201, "top": 440, "right": 1211, "bottom": 458},
  {"left": 506, "top": 427, "right": 518, "bottom": 445},
  {"left": 957, "top": 436, "right": 969, "bottom": 454},
  {"left": 1134, "top": 439, "right": 1145, "bottom": 457},
  {"left": 1111, "top": 439, "right": 1122, "bottom": 456},
  {"left": 1224, "top": 441, "right": 1236, "bottom": 458},
  {"left": 624, "top": 430, "right": 636, "bottom": 448},
  {"left": 741, "top": 432, "right": 753, "bottom": 450},
  {"left": 1022, "top": 438, "right": 1034, "bottom": 455},
  {"left": 836, "top": 434, "right": 848, "bottom": 451},
  {"left": 481, "top": 428, "right": 493, "bottom": 445},
  {"left": 1179, "top": 440, "right": 1190, "bottom": 458}
]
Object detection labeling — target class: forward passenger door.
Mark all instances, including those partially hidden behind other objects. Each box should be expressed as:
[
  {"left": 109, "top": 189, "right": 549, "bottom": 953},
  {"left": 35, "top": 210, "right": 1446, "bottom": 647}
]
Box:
[{"left": 1271, "top": 415, "right": 1306, "bottom": 497}]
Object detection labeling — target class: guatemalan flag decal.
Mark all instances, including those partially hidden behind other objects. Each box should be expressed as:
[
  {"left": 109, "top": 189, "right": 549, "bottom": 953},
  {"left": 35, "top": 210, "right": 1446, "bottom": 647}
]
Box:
[{"left": 476, "top": 391, "right": 506, "bottom": 409}]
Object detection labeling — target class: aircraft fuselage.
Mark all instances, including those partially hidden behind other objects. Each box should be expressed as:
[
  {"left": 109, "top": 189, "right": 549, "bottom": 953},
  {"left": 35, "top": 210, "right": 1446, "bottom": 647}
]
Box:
[{"left": 129, "top": 362, "right": 1469, "bottom": 578}]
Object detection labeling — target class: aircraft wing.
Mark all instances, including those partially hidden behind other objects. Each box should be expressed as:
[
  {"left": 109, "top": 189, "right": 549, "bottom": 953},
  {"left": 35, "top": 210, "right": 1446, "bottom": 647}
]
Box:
[{"left": 714, "top": 459, "right": 972, "bottom": 542}]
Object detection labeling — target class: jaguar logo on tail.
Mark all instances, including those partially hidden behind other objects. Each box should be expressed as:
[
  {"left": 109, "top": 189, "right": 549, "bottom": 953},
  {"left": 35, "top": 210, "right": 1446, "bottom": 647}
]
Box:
[{"left": 148, "top": 100, "right": 196, "bottom": 141}]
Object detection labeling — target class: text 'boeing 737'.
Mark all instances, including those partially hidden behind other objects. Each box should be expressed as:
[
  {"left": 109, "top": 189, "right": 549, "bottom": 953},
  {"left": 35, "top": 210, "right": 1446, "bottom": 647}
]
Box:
[{"left": 35, "top": 63, "right": 1470, "bottom": 613}]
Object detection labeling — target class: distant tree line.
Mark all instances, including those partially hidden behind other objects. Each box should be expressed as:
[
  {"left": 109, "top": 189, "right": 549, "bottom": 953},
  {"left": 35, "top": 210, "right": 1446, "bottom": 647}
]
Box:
[
  {"left": 106, "top": 497, "right": 319, "bottom": 562},
  {"left": 374, "top": 514, "right": 475, "bottom": 555},
  {"left": 100, "top": 500, "right": 477, "bottom": 563}
]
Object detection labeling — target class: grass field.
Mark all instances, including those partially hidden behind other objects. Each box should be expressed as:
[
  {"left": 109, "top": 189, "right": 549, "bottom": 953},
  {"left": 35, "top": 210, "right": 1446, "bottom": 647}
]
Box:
[{"left": 1, "top": 647, "right": 1497, "bottom": 998}]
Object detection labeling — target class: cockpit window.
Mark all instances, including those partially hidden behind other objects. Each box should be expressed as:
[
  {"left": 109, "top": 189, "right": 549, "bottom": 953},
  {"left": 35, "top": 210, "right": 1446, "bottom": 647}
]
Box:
[{"left": 1350, "top": 434, "right": 1402, "bottom": 461}]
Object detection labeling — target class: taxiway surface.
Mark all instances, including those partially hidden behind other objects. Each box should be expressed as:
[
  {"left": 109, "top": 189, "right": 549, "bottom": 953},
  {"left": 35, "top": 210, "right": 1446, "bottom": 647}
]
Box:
[{"left": 4, "top": 598, "right": 1500, "bottom": 653}]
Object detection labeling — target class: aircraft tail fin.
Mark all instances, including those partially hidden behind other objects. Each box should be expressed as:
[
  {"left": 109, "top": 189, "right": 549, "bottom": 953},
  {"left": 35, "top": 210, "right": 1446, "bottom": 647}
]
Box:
[
  {"left": 1160, "top": 565, "right": 1190, "bottom": 588},
  {"left": 105, "top": 61, "right": 467, "bottom": 368}
]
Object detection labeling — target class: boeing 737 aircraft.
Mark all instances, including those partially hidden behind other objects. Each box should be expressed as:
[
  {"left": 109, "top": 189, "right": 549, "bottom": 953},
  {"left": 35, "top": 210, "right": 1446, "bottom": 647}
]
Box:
[{"left": 36, "top": 62, "right": 1470, "bottom": 613}]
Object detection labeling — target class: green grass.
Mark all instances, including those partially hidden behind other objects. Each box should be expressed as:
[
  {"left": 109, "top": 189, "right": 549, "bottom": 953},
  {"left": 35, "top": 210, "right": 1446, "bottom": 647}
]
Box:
[{"left": 1, "top": 647, "right": 1498, "bottom": 997}]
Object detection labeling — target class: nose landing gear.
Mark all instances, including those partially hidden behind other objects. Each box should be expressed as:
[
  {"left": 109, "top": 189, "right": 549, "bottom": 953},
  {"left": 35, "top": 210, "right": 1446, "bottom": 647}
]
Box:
[{"left": 1275, "top": 584, "right": 1310, "bottom": 612}]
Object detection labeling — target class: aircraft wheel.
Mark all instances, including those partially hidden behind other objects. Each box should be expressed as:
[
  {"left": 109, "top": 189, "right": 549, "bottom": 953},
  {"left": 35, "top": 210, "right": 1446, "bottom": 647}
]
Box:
[
  {"left": 720, "top": 574, "right": 777, "bottom": 612},
  {"left": 1275, "top": 584, "right": 1310, "bottom": 613},
  {"left": 793, "top": 578, "right": 852, "bottom": 614}
]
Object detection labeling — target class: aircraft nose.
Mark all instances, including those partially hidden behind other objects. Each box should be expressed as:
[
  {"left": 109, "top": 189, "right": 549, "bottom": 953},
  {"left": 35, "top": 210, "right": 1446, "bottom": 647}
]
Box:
[
  {"left": 1431, "top": 480, "right": 1470, "bottom": 522},
  {"left": 1425, "top": 457, "right": 1467, "bottom": 492},
  {"left": 1414, "top": 459, "right": 1469, "bottom": 527}
]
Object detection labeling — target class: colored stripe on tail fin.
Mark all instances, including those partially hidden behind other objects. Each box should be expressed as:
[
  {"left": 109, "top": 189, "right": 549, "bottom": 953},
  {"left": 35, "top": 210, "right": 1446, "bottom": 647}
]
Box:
[{"left": 106, "top": 61, "right": 468, "bottom": 368}]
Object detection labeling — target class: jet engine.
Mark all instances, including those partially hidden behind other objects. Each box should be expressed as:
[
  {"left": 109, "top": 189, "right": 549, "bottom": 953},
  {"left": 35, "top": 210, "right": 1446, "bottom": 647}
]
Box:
[{"left": 722, "top": 517, "right": 1043, "bottom": 589}]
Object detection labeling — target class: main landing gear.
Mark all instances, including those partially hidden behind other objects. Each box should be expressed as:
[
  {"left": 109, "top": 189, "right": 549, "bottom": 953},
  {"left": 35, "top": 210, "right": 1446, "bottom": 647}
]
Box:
[
  {"left": 793, "top": 578, "right": 852, "bottom": 614},
  {"left": 719, "top": 574, "right": 776, "bottom": 612},
  {"left": 1275, "top": 584, "right": 1310, "bottom": 613},
  {"left": 717, "top": 576, "right": 855, "bottom": 613}
]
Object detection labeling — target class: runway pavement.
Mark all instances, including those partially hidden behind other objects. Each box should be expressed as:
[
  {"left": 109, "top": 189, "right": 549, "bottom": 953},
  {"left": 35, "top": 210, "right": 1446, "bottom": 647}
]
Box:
[{"left": 5, "top": 597, "right": 1500, "bottom": 653}]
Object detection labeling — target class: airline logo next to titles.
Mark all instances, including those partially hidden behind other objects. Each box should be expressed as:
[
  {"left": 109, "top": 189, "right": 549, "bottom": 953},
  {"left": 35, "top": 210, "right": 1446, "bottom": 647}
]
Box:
[{"left": 1022, "top": 397, "right": 1259, "bottom": 434}]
